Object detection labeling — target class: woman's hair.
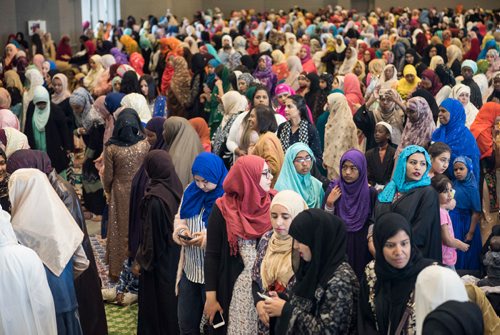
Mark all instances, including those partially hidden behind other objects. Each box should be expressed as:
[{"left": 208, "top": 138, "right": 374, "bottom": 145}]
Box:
[
  {"left": 254, "top": 106, "right": 278, "bottom": 133},
  {"left": 428, "top": 142, "right": 451, "bottom": 158},
  {"left": 139, "top": 74, "right": 158, "bottom": 102},
  {"left": 228, "top": 71, "right": 238, "bottom": 91},
  {"left": 431, "top": 174, "right": 451, "bottom": 193},
  {"left": 288, "top": 95, "right": 312, "bottom": 123},
  {"left": 120, "top": 70, "right": 140, "bottom": 94}
]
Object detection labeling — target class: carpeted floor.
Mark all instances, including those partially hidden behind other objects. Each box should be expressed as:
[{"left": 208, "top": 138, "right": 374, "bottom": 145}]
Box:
[{"left": 91, "top": 235, "right": 138, "bottom": 334}]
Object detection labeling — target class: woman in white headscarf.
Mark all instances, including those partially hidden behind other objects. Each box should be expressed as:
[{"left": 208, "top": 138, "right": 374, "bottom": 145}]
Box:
[
  {"left": 451, "top": 84, "right": 479, "bottom": 128},
  {"left": 284, "top": 32, "right": 302, "bottom": 58},
  {"left": 9, "top": 168, "right": 88, "bottom": 335},
  {"left": 21, "top": 67, "right": 44, "bottom": 131},
  {"left": 285, "top": 56, "right": 303, "bottom": 91},
  {"left": 414, "top": 265, "right": 469, "bottom": 335},
  {"left": 379, "top": 64, "right": 398, "bottom": 90},
  {"left": 121, "top": 92, "right": 153, "bottom": 125},
  {"left": 338, "top": 47, "right": 358, "bottom": 75},
  {"left": 83, "top": 54, "right": 105, "bottom": 93},
  {"left": 0, "top": 205, "right": 57, "bottom": 335}
]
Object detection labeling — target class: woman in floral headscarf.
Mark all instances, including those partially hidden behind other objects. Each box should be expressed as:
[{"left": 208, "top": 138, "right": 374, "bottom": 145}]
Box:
[
  {"left": 167, "top": 57, "right": 192, "bottom": 118},
  {"left": 253, "top": 55, "right": 277, "bottom": 95}
]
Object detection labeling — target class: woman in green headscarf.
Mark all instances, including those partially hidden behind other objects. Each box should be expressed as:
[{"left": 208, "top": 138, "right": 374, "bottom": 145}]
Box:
[
  {"left": 207, "top": 65, "right": 231, "bottom": 137},
  {"left": 274, "top": 142, "right": 324, "bottom": 208},
  {"left": 24, "top": 86, "right": 72, "bottom": 177}
]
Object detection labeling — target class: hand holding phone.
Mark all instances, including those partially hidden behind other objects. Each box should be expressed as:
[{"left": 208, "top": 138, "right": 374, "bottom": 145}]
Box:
[
  {"left": 178, "top": 234, "right": 193, "bottom": 241},
  {"left": 257, "top": 292, "right": 271, "bottom": 300},
  {"left": 212, "top": 311, "right": 225, "bottom": 329}
]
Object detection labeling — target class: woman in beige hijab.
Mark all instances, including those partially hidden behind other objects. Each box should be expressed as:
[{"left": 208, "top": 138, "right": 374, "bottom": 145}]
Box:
[{"left": 163, "top": 117, "right": 203, "bottom": 188}]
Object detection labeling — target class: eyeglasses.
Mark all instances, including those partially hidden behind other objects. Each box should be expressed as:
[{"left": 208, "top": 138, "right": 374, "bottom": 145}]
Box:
[
  {"left": 294, "top": 156, "right": 312, "bottom": 164},
  {"left": 261, "top": 170, "right": 273, "bottom": 179}
]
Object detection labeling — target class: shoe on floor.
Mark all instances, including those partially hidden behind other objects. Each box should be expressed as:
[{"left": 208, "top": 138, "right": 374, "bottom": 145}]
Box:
[{"left": 101, "top": 287, "right": 117, "bottom": 301}]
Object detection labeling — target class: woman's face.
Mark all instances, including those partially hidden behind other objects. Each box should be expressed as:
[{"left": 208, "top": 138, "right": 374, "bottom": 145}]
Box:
[
  {"left": 277, "top": 92, "right": 289, "bottom": 106},
  {"left": 299, "top": 47, "right": 308, "bottom": 60},
  {"left": 52, "top": 78, "right": 63, "bottom": 95},
  {"left": 494, "top": 76, "right": 500, "bottom": 91},
  {"left": 71, "top": 103, "right": 84, "bottom": 114},
  {"left": 140, "top": 79, "right": 149, "bottom": 96},
  {"left": 438, "top": 107, "right": 451, "bottom": 125},
  {"left": 247, "top": 109, "right": 258, "bottom": 130},
  {"left": 89, "top": 59, "right": 97, "bottom": 70},
  {"left": 405, "top": 53, "right": 414, "bottom": 64},
  {"left": 404, "top": 104, "right": 419, "bottom": 123},
  {"left": 431, "top": 151, "right": 451, "bottom": 175},
  {"left": 0, "top": 156, "right": 6, "bottom": 181},
  {"left": 285, "top": 98, "right": 300, "bottom": 121},
  {"left": 206, "top": 64, "right": 215, "bottom": 74},
  {"left": 363, "top": 51, "right": 372, "bottom": 63},
  {"left": 270, "top": 204, "right": 293, "bottom": 237},
  {"left": 319, "top": 79, "right": 327, "bottom": 90},
  {"left": 298, "top": 75, "right": 309, "bottom": 88},
  {"left": 237, "top": 80, "right": 248, "bottom": 93},
  {"left": 113, "top": 81, "right": 121, "bottom": 92},
  {"left": 42, "top": 62, "right": 50, "bottom": 76},
  {"left": 258, "top": 58, "right": 267, "bottom": 70},
  {"left": 420, "top": 76, "right": 432, "bottom": 90},
  {"left": 144, "top": 128, "right": 157, "bottom": 146},
  {"left": 194, "top": 174, "right": 217, "bottom": 192},
  {"left": 354, "top": 62, "right": 363, "bottom": 76},
  {"left": 293, "top": 239, "right": 312, "bottom": 262},
  {"left": 253, "top": 89, "right": 269, "bottom": 107},
  {"left": 384, "top": 66, "right": 394, "bottom": 79},
  {"left": 6, "top": 45, "right": 16, "bottom": 57},
  {"left": 405, "top": 73, "right": 415, "bottom": 83},
  {"left": 405, "top": 153, "right": 426, "bottom": 182},
  {"left": 341, "top": 160, "right": 360, "bottom": 183},
  {"left": 383, "top": 230, "right": 411, "bottom": 269},
  {"left": 486, "top": 52, "right": 496, "bottom": 63},
  {"left": 332, "top": 77, "right": 340, "bottom": 88},
  {"left": 429, "top": 47, "right": 437, "bottom": 58},
  {"left": 345, "top": 47, "right": 352, "bottom": 59},
  {"left": 453, "top": 162, "right": 468, "bottom": 181},
  {"left": 458, "top": 91, "right": 470, "bottom": 105},
  {"left": 259, "top": 162, "right": 273, "bottom": 192},
  {"left": 293, "top": 150, "right": 313, "bottom": 175}
]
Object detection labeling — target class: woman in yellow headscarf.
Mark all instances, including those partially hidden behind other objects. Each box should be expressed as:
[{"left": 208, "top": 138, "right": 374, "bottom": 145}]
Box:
[
  {"left": 119, "top": 35, "right": 140, "bottom": 55},
  {"left": 397, "top": 65, "right": 421, "bottom": 100}
]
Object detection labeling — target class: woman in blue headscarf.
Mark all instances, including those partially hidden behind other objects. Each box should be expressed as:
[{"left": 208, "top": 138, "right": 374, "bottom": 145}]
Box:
[
  {"left": 432, "top": 98, "right": 480, "bottom": 182},
  {"left": 173, "top": 152, "right": 227, "bottom": 334},
  {"left": 374, "top": 145, "right": 442, "bottom": 261},
  {"left": 450, "top": 156, "right": 482, "bottom": 270},
  {"left": 274, "top": 142, "right": 324, "bottom": 208}
]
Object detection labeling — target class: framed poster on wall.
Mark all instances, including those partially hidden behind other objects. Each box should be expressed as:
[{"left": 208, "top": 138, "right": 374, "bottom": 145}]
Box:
[{"left": 28, "top": 20, "right": 47, "bottom": 35}]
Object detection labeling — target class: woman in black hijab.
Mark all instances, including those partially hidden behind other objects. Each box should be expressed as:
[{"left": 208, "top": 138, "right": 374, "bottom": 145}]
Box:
[
  {"left": 136, "top": 149, "right": 183, "bottom": 335},
  {"left": 120, "top": 70, "right": 141, "bottom": 95},
  {"left": 423, "top": 301, "right": 484, "bottom": 335},
  {"left": 264, "top": 209, "right": 359, "bottom": 334},
  {"left": 188, "top": 53, "right": 207, "bottom": 119},
  {"left": 358, "top": 212, "right": 433, "bottom": 335}
]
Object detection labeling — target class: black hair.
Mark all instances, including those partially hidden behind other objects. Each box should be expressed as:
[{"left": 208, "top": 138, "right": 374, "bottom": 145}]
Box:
[
  {"left": 120, "top": 70, "right": 140, "bottom": 94},
  {"left": 139, "top": 74, "right": 158, "bottom": 102},
  {"left": 428, "top": 142, "right": 451, "bottom": 158},
  {"left": 251, "top": 84, "right": 271, "bottom": 108},
  {"left": 254, "top": 106, "right": 278, "bottom": 133},
  {"left": 431, "top": 174, "right": 452, "bottom": 193},
  {"left": 228, "top": 71, "right": 238, "bottom": 91},
  {"left": 288, "top": 95, "right": 312, "bottom": 123}
]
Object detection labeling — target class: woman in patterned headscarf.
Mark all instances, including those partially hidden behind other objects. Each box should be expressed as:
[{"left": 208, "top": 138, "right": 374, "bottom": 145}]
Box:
[{"left": 167, "top": 57, "right": 192, "bottom": 118}]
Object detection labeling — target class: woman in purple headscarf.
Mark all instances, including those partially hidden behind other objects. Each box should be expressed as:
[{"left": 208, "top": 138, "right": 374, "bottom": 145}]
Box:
[
  {"left": 323, "top": 149, "right": 378, "bottom": 279},
  {"left": 253, "top": 55, "right": 277, "bottom": 95}
]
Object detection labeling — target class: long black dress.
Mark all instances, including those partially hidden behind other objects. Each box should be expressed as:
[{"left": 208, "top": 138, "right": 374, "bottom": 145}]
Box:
[
  {"left": 372, "top": 186, "right": 442, "bottom": 262},
  {"left": 81, "top": 125, "right": 106, "bottom": 215},
  {"left": 136, "top": 196, "right": 181, "bottom": 335}
]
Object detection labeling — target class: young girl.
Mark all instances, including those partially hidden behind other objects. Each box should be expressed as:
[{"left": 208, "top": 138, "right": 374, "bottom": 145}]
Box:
[
  {"left": 365, "top": 122, "right": 395, "bottom": 188},
  {"left": 431, "top": 174, "right": 470, "bottom": 270},
  {"left": 450, "top": 156, "right": 482, "bottom": 270},
  {"left": 428, "top": 142, "right": 451, "bottom": 178}
]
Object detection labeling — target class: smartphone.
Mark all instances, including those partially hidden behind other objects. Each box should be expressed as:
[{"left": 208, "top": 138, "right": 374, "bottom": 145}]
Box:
[
  {"left": 178, "top": 234, "right": 193, "bottom": 241},
  {"left": 213, "top": 311, "right": 225, "bottom": 329},
  {"left": 257, "top": 292, "right": 271, "bottom": 300}
]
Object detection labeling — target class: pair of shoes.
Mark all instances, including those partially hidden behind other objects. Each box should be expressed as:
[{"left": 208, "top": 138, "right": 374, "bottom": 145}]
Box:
[
  {"left": 101, "top": 287, "right": 117, "bottom": 301},
  {"left": 119, "top": 292, "right": 138, "bottom": 306}
]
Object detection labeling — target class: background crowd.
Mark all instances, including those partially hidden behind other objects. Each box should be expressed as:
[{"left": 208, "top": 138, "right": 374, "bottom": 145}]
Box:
[{"left": 0, "top": 3, "right": 500, "bottom": 335}]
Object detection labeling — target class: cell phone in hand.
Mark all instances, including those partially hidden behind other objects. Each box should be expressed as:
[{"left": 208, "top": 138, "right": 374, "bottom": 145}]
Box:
[
  {"left": 213, "top": 311, "right": 225, "bottom": 329},
  {"left": 178, "top": 234, "right": 193, "bottom": 241},
  {"left": 257, "top": 292, "right": 271, "bottom": 300}
]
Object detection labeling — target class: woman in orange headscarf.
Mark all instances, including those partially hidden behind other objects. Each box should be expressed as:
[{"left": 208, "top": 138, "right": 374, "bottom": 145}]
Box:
[{"left": 189, "top": 117, "right": 211, "bottom": 152}]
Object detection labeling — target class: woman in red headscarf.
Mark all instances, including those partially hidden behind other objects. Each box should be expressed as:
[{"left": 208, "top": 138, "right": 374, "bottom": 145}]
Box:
[{"left": 204, "top": 155, "right": 275, "bottom": 334}]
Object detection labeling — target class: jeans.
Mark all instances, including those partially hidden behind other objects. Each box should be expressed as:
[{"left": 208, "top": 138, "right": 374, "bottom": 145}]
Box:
[{"left": 178, "top": 272, "right": 206, "bottom": 335}]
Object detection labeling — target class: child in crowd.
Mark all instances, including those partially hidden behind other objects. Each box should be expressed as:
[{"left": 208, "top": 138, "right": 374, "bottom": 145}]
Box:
[
  {"left": 450, "top": 156, "right": 482, "bottom": 270},
  {"left": 477, "top": 236, "right": 500, "bottom": 287},
  {"left": 428, "top": 142, "right": 451, "bottom": 178},
  {"left": 365, "top": 121, "right": 395, "bottom": 189},
  {"left": 431, "top": 174, "right": 469, "bottom": 270}
]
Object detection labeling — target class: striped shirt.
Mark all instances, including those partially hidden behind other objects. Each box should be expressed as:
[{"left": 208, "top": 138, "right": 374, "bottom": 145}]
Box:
[{"left": 183, "top": 208, "right": 206, "bottom": 284}]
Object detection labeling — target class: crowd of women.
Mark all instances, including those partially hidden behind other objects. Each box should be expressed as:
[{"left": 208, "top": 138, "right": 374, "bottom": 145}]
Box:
[{"left": 0, "top": 3, "right": 500, "bottom": 335}]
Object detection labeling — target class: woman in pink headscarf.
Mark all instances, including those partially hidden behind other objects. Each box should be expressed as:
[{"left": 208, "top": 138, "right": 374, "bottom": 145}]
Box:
[
  {"left": 344, "top": 74, "right": 365, "bottom": 114},
  {"left": 299, "top": 45, "right": 317, "bottom": 74},
  {"left": 0, "top": 109, "right": 20, "bottom": 130},
  {"left": 275, "top": 83, "right": 296, "bottom": 118},
  {"left": 129, "top": 52, "right": 145, "bottom": 76}
]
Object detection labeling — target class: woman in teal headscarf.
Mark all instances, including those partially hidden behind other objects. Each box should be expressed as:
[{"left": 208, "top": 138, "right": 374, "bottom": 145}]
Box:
[
  {"left": 207, "top": 65, "right": 231, "bottom": 137},
  {"left": 24, "top": 86, "right": 72, "bottom": 176},
  {"left": 374, "top": 145, "right": 442, "bottom": 261},
  {"left": 274, "top": 142, "right": 324, "bottom": 208}
]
